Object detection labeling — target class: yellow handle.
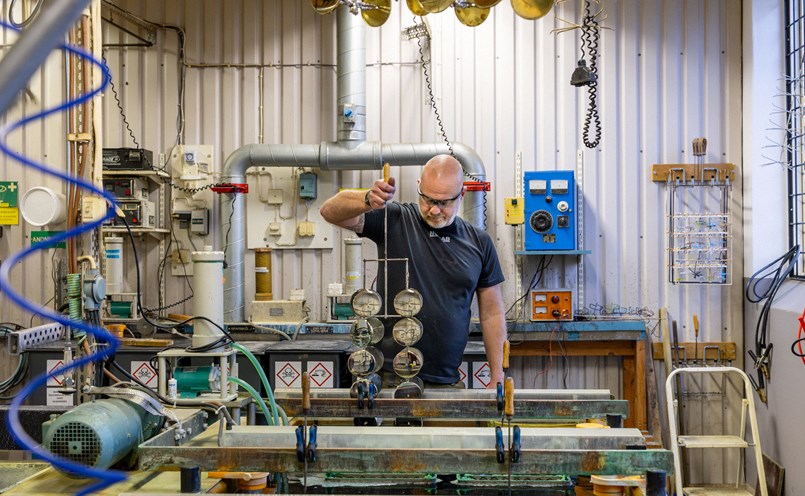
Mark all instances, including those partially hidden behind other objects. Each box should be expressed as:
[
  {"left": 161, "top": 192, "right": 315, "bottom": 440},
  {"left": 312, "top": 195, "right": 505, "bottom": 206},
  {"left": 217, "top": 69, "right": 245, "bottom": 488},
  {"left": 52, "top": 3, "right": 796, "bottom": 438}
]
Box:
[
  {"left": 301, "top": 372, "right": 311, "bottom": 413},
  {"left": 693, "top": 314, "right": 700, "bottom": 337},
  {"left": 503, "top": 340, "right": 510, "bottom": 370},
  {"left": 504, "top": 377, "right": 514, "bottom": 418},
  {"left": 383, "top": 163, "right": 390, "bottom": 183}
]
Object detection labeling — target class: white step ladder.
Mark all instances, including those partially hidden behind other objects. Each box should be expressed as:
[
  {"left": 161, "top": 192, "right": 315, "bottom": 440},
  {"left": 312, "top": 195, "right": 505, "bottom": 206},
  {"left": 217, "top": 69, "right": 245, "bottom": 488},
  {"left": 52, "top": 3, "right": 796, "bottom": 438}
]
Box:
[{"left": 665, "top": 366, "right": 767, "bottom": 496}]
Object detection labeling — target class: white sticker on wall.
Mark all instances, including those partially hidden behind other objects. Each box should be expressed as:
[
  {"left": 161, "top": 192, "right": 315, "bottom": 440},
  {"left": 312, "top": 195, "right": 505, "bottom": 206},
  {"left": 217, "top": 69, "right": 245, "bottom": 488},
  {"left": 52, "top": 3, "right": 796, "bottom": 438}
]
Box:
[
  {"left": 47, "top": 388, "right": 74, "bottom": 407},
  {"left": 275, "top": 361, "right": 302, "bottom": 388}
]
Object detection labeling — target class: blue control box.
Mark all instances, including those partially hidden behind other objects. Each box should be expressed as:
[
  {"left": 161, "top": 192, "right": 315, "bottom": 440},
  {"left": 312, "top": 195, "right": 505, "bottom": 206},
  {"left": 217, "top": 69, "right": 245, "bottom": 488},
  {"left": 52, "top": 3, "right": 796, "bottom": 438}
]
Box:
[{"left": 523, "top": 170, "right": 577, "bottom": 251}]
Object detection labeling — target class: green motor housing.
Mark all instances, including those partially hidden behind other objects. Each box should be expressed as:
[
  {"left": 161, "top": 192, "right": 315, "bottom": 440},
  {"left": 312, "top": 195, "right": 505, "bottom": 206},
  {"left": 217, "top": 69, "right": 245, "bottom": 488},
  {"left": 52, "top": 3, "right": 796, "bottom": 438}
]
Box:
[{"left": 42, "top": 398, "right": 163, "bottom": 474}]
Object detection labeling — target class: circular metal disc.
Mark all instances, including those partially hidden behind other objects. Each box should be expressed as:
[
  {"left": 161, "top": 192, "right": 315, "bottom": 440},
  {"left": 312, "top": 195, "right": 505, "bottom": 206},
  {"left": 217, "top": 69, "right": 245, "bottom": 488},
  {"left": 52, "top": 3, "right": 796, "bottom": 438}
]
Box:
[
  {"left": 348, "top": 347, "right": 384, "bottom": 376},
  {"left": 393, "top": 317, "right": 423, "bottom": 347},
  {"left": 393, "top": 288, "right": 423, "bottom": 317},
  {"left": 361, "top": 0, "right": 391, "bottom": 27},
  {"left": 393, "top": 347, "right": 424, "bottom": 379},
  {"left": 510, "top": 0, "right": 555, "bottom": 20},
  {"left": 351, "top": 317, "right": 385, "bottom": 348},
  {"left": 351, "top": 288, "right": 382, "bottom": 317},
  {"left": 309, "top": 0, "right": 339, "bottom": 15},
  {"left": 455, "top": 5, "right": 491, "bottom": 27},
  {"left": 475, "top": 0, "right": 503, "bottom": 7},
  {"left": 406, "top": 0, "right": 429, "bottom": 16},
  {"left": 419, "top": 0, "right": 453, "bottom": 14}
]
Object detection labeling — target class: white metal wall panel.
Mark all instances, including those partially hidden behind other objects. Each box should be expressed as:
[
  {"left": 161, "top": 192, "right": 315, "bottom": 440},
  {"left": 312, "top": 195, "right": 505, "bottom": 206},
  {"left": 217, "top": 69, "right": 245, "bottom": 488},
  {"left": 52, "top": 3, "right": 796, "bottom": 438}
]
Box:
[{"left": 1, "top": 0, "right": 742, "bottom": 437}]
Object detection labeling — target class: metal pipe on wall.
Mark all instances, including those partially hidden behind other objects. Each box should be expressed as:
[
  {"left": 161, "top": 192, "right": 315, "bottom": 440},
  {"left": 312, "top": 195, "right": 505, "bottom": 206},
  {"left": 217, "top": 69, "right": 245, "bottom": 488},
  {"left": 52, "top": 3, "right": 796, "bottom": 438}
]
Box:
[{"left": 217, "top": 7, "right": 488, "bottom": 322}]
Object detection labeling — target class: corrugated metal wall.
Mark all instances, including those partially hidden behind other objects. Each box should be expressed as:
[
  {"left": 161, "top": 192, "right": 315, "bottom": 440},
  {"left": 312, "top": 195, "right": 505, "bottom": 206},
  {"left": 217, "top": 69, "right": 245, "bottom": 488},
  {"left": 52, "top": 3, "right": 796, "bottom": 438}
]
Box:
[{"left": 1, "top": 1, "right": 744, "bottom": 477}]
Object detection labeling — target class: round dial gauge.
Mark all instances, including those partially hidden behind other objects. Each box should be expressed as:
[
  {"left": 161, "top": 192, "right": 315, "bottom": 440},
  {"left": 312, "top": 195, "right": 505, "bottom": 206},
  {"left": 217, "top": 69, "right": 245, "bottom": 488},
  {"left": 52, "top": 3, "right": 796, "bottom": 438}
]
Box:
[
  {"left": 392, "top": 347, "right": 424, "bottom": 379},
  {"left": 393, "top": 288, "right": 423, "bottom": 317},
  {"left": 392, "top": 317, "right": 423, "bottom": 347},
  {"left": 351, "top": 289, "right": 382, "bottom": 317},
  {"left": 348, "top": 347, "right": 384, "bottom": 376},
  {"left": 350, "top": 318, "right": 385, "bottom": 348}
]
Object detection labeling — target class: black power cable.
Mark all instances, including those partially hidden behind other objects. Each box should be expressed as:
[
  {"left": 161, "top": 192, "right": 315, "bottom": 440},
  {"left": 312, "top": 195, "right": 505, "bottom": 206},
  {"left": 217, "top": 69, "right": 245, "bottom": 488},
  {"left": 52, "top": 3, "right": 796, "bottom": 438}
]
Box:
[
  {"left": 744, "top": 244, "right": 799, "bottom": 397},
  {"left": 579, "top": 0, "right": 601, "bottom": 149}
]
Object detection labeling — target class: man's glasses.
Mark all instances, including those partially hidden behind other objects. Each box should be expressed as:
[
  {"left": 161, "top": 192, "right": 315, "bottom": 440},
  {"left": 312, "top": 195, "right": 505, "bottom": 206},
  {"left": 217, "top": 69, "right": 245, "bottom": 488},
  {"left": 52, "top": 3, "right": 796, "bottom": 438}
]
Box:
[{"left": 417, "top": 186, "right": 463, "bottom": 208}]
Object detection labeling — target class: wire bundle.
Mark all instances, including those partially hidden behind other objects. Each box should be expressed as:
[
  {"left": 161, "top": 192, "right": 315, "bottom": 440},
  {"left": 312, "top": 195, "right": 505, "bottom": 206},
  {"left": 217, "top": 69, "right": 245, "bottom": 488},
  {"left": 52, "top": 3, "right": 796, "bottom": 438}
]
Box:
[{"left": 744, "top": 244, "right": 800, "bottom": 395}]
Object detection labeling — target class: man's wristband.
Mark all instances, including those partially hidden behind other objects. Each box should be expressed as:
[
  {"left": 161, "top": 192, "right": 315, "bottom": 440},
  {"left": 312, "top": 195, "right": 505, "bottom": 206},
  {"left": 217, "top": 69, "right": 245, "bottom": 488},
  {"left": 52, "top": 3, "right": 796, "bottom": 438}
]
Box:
[{"left": 364, "top": 190, "right": 371, "bottom": 207}]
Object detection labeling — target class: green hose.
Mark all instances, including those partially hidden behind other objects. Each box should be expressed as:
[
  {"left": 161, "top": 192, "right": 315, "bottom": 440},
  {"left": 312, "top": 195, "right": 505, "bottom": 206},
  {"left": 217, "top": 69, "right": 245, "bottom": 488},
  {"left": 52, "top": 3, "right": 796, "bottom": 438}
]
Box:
[
  {"left": 231, "top": 342, "right": 280, "bottom": 426},
  {"left": 227, "top": 376, "right": 273, "bottom": 426}
]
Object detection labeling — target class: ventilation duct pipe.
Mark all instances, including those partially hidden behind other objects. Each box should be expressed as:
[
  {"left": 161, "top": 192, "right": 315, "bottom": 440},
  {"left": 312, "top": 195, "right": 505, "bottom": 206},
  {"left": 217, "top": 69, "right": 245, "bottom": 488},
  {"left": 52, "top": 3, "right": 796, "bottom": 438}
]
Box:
[{"left": 217, "top": 7, "right": 488, "bottom": 322}]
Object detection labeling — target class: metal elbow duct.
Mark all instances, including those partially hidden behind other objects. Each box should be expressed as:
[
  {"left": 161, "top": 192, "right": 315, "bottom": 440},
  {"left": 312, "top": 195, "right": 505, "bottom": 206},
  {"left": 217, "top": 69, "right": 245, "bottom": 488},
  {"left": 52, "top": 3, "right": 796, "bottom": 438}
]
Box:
[
  {"left": 383, "top": 142, "right": 487, "bottom": 229},
  {"left": 218, "top": 140, "right": 488, "bottom": 323}
]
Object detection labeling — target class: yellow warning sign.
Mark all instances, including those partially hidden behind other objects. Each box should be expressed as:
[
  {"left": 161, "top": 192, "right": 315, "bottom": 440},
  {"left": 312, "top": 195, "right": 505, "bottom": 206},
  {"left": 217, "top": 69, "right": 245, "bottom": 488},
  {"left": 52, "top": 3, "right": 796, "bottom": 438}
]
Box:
[{"left": 0, "top": 207, "right": 19, "bottom": 225}]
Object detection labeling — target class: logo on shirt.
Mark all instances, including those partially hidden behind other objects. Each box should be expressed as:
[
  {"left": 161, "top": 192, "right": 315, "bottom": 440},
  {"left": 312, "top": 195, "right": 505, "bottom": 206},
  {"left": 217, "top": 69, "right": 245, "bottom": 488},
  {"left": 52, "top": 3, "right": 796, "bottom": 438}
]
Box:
[{"left": 429, "top": 231, "right": 450, "bottom": 243}]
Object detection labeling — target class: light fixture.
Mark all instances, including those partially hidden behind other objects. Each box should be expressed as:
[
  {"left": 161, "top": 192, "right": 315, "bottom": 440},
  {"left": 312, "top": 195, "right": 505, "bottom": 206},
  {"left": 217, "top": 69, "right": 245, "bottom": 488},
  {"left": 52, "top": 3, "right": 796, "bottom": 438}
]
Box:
[{"left": 570, "top": 59, "right": 597, "bottom": 87}]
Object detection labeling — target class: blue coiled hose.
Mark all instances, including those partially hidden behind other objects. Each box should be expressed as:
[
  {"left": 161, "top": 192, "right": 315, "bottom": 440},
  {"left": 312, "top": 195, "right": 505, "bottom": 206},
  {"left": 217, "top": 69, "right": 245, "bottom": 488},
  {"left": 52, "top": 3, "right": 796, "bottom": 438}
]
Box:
[{"left": 0, "top": 20, "right": 125, "bottom": 495}]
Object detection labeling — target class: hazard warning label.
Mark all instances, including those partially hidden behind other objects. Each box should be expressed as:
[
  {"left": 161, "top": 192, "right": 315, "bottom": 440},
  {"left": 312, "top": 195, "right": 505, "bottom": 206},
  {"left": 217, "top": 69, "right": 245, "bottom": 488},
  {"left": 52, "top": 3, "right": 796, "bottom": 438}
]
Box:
[
  {"left": 45, "top": 359, "right": 74, "bottom": 407},
  {"left": 307, "top": 361, "right": 334, "bottom": 388},
  {"left": 131, "top": 361, "right": 158, "bottom": 389},
  {"left": 275, "top": 361, "right": 301, "bottom": 387},
  {"left": 472, "top": 361, "right": 491, "bottom": 389},
  {"left": 46, "top": 359, "right": 66, "bottom": 387},
  {"left": 459, "top": 362, "right": 468, "bottom": 384}
]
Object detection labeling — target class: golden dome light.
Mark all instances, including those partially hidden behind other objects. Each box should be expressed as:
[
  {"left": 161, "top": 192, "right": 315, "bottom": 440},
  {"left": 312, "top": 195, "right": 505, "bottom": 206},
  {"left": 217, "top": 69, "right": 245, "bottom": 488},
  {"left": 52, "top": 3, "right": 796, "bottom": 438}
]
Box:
[
  {"left": 361, "top": 0, "right": 392, "bottom": 27},
  {"left": 510, "top": 0, "right": 555, "bottom": 20},
  {"left": 455, "top": 4, "right": 491, "bottom": 27},
  {"left": 309, "top": 0, "right": 339, "bottom": 15},
  {"left": 407, "top": 0, "right": 430, "bottom": 16},
  {"left": 419, "top": 0, "right": 453, "bottom": 14}
]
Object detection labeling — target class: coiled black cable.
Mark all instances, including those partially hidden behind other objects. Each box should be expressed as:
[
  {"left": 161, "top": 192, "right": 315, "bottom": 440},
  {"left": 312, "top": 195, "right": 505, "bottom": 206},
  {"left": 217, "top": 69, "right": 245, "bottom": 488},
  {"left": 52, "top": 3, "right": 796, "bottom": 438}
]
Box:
[
  {"left": 580, "top": 1, "right": 601, "bottom": 149},
  {"left": 415, "top": 17, "right": 489, "bottom": 225}
]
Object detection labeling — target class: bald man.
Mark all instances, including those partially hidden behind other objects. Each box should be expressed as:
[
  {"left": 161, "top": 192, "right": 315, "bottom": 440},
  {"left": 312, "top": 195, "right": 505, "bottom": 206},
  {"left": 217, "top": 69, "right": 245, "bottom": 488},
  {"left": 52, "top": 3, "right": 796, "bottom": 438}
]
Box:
[{"left": 320, "top": 154, "right": 506, "bottom": 389}]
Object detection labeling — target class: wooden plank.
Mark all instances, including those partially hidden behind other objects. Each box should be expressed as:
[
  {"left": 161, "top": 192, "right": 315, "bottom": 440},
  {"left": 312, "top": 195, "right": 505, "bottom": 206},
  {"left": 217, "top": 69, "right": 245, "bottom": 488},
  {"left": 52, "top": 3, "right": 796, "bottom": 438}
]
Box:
[
  {"left": 510, "top": 340, "right": 635, "bottom": 357},
  {"left": 651, "top": 163, "right": 736, "bottom": 183},
  {"left": 119, "top": 338, "right": 173, "bottom": 347},
  {"left": 651, "top": 342, "right": 736, "bottom": 362}
]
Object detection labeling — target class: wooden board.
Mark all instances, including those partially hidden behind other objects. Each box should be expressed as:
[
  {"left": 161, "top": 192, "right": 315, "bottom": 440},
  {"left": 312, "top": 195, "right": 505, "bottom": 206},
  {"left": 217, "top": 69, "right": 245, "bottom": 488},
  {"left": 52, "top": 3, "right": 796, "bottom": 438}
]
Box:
[
  {"left": 755, "top": 453, "right": 784, "bottom": 496},
  {"left": 119, "top": 338, "right": 173, "bottom": 347},
  {"left": 652, "top": 342, "right": 736, "bottom": 362}
]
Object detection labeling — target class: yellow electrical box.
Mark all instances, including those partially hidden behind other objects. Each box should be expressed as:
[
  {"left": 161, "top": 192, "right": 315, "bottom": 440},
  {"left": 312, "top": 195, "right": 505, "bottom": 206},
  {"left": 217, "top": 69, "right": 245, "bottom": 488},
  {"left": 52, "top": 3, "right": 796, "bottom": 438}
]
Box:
[{"left": 504, "top": 197, "right": 524, "bottom": 225}]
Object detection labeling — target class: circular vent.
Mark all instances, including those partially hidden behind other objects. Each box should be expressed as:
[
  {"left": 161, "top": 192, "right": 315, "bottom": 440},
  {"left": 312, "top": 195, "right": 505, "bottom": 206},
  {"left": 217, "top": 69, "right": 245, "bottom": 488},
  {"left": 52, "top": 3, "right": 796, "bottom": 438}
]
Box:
[{"left": 48, "top": 421, "right": 102, "bottom": 467}]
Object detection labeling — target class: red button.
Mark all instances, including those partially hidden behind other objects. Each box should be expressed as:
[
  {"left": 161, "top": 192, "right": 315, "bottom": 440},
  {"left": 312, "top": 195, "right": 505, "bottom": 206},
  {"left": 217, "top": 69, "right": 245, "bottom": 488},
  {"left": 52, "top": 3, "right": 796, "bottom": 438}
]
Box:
[{"left": 551, "top": 295, "right": 560, "bottom": 303}]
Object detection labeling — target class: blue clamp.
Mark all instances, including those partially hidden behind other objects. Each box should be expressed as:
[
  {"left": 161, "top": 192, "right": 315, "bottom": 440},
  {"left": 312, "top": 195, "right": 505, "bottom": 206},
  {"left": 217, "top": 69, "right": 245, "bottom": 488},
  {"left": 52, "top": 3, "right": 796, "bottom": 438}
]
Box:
[
  {"left": 295, "top": 425, "right": 305, "bottom": 462},
  {"left": 306, "top": 425, "right": 318, "bottom": 462},
  {"left": 368, "top": 382, "right": 377, "bottom": 410},
  {"left": 495, "top": 426, "right": 505, "bottom": 464},
  {"left": 496, "top": 382, "right": 504, "bottom": 412},
  {"left": 356, "top": 382, "right": 365, "bottom": 410},
  {"left": 510, "top": 425, "right": 521, "bottom": 463}
]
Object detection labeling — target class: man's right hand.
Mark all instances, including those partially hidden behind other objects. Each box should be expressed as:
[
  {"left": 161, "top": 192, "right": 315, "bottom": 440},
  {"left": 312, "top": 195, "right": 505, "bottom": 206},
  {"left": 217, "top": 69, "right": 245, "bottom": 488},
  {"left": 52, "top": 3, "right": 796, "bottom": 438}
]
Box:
[{"left": 366, "top": 177, "right": 396, "bottom": 209}]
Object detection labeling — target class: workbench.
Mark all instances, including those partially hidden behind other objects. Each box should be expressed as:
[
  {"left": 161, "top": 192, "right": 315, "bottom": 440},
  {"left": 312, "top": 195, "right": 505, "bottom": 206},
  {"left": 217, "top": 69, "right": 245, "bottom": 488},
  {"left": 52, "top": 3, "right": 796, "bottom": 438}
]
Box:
[{"left": 471, "top": 319, "right": 648, "bottom": 431}]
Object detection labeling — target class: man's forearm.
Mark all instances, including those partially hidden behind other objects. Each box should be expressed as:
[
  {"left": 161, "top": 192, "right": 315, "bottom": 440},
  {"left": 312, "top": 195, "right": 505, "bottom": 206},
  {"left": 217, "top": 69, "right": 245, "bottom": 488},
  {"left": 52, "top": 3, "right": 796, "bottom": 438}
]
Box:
[
  {"left": 477, "top": 284, "right": 506, "bottom": 387},
  {"left": 320, "top": 190, "right": 370, "bottom": 229}
]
